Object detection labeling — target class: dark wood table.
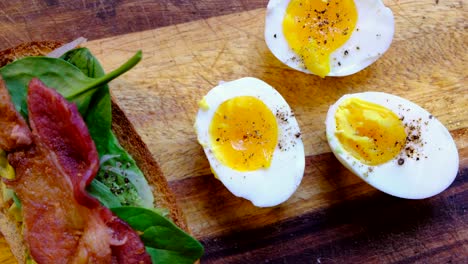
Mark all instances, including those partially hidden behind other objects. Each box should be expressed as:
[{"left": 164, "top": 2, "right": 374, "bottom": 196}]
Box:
[{"left": 0, "top": 1, "right": 467, "bottom": 263}]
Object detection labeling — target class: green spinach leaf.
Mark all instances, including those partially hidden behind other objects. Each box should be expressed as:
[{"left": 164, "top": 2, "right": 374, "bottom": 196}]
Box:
[
  {"left": 87, "top": 180, "right": 122, "bottom": 208},
  {"left": 60, "top": 48, "right": 154, "bottom": 208},
  {"left": 0, "top": 51, "right": 141, "bottom": 117},
  {"left": 146, "top": 247, "right": 199, "bottom": 264},
  {"left": 112, "top": 207, "right": 204, "bottom": 264}
]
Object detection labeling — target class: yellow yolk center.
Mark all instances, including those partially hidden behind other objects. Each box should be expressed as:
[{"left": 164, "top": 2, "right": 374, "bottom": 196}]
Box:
[
  {"left": 283, "top": 0, "right": 358, "bottom": 77},
  {"left": 335, "top": 98, "right": 407, "bottom": 166},
  {"left": 209, "top": 96, "right": 278, "bottom": 172}
]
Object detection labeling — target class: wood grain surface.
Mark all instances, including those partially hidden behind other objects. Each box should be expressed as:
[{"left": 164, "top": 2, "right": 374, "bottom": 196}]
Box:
[
  {"left": 0, "top": 0, "right": 467, "bottom": 263},
  {"left": 0, "top": 0, "right": 266, "bottom": 50}
]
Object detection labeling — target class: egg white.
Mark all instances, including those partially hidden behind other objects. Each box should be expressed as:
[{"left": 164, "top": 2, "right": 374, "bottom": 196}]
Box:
[
  {"left": 265, "top": 0, "right": 395, "bottom": 76},
  {"left": 326, "top": 92, "right": 459, "bottom": 199},
  {"left": 195, "top": 77, "right": 305, "bottom": 207}
]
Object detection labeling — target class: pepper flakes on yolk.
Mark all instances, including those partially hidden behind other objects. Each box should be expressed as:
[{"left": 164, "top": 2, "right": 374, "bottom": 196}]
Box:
[
  {"left": 334, "top": 98, "right": 407, "bottom": 166},
  {"left": 283, "top": 0, "right": 358, "bottom": 77},
  {"left": 209, "top": 96, "right": 279, "bottom": 172}
]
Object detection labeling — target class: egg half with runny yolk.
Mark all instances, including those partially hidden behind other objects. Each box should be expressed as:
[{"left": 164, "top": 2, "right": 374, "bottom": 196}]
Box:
[
  {"left": 195, "top": 77, "right": 305, "bottom": 207},
  {"left": 326, "top": 92, "right": 459, "bottom": 199},
  {"left": 265, "top": 0, "right": 394, "bottom": 77}
]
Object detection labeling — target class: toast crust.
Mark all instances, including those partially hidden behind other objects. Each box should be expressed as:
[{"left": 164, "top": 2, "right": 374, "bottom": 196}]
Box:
[
  {"left": 0, "top": 41, "right": 188, "bottom": 263},
  {"left": 0, "top": 41, "right": 63, "bottom": 68}
]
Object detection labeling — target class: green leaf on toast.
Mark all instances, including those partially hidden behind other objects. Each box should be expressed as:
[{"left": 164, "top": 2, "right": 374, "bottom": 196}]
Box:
[
  {"left": 112, "top": 207, "right": 204, "bottom": 264},
  {"left": 87, "top": 180, "right": 122, "bottom": 208},
  {"left": 146, "top": 247, "right": 200, "bottom": 264},
  {"left": 0, "top": 50, "right": 141, "bottom": 117},
  {"left": 60, "top": 48, "right": 153, "bottom": 208}
]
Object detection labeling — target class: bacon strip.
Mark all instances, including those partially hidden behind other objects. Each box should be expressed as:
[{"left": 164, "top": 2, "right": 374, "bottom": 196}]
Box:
[
  {"left": 6, "top": 79, "right": 151, "bottom": 263},
  {"left": 8, "top": 146, "right": 113, "bottom": 263},
  {"left": 0, "top": 77, "right": 32, "bottom": 151},
  {"left": 28, "top": 78, "right": 101, "bottom": 209}
]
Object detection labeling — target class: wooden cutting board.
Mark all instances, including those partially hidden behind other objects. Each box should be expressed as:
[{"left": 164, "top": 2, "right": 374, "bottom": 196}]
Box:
[{"left": 0, "top": 0, "right": 467, "bottom": 263}]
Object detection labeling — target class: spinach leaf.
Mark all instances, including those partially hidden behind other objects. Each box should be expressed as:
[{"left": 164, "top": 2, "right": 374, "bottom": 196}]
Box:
[
  {"left": 60, "top": 48, "right": 153, "bottom": 208},
  {"left": 146, "top": 247, "right": 199, "bottom": 264},
  {"left": 112, "top": 207, "right": 204, "bottom": 264},
  {"left": 87, "top": 180, "right": 122, "bottom": 208},
  {"left": 61, "top": 47, "right": 106, "bottom": 78},
  {"left": 60, "top": 47, "right": 111, "bottom": 132},
  {"left": 0, "top": 51, "right": 141, "bottom": 117}
]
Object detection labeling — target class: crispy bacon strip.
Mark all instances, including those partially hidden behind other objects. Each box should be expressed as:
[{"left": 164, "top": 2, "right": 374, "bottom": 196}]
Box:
[
  {"left": 6, "top": 79, "right": 151, "bottom": 263},
  {"left": 28, "top": 78, "right": 101, "bottom": 209},
  {"left": 8, "top": 146, "right": 113, "bottom": 263},
  {"left": 0, "top": 77, "right": 32, "bottom": 151}
]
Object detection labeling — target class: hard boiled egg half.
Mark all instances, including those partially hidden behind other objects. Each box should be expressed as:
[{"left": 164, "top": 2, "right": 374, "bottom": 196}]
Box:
[
  {"left": 326, "top": 92, "right": 459, "bottom": 199},
  {"left": 195, "top": 77, "right": 305, "bottom": 207},
  {"left": 265, "top": 0, "right": 394, "bottom": 77}
]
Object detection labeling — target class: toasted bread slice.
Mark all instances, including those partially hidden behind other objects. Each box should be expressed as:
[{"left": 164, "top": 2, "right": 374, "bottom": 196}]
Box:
[{"left": 0, "top": 41, "right": 188, "bottom": 263}]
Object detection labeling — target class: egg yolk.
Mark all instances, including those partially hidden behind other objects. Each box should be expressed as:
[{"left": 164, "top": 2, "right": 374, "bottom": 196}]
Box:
[
  {"left": 209, "top": 96, "right": 278, "bottom": 172},
  {"left": 283, "top": 0, "right": 358, "bottom": 77},
  {"left": 335, "top": 98, "right": 407, "bottom": 166}
]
